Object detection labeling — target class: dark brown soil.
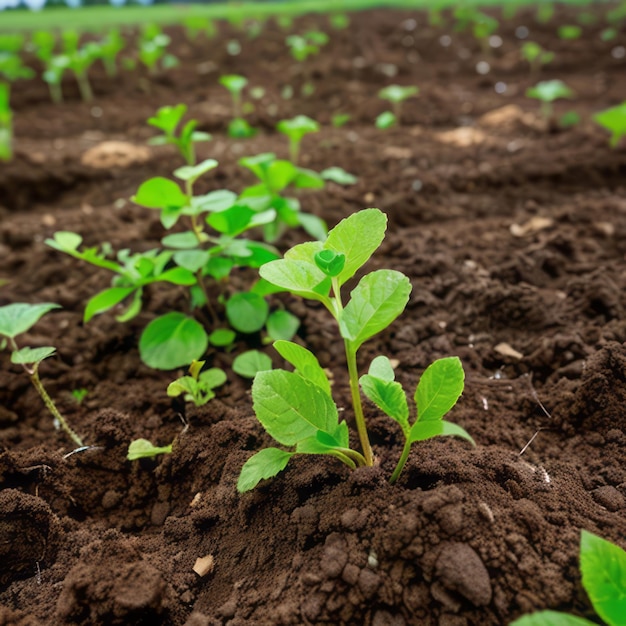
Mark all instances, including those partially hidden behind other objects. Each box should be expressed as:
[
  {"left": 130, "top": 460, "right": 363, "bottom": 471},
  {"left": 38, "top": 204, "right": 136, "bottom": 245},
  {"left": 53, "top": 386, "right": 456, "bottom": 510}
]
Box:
[{"left": 2, "top": 6, "right": 626, "bottom": 625}]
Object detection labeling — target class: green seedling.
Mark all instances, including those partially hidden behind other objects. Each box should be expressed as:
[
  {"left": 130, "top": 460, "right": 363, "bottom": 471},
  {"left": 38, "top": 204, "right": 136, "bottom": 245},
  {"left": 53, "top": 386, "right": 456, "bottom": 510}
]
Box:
[
  {"left": 183, "top": 16, "right": 217, "bottom": 41},
  {"left": 71, "top": 388, "right": 89, "bottom": 404},
  {"left": 99, "top": 28, "right": 125, "bottom": 78},
  {"left": 0, "top": 303, "right": 83, "bottom": 447},
  {"left": 521, "top": 42, "right": 555, "bottom": 75},
  {"left": 330, "top": 13, "right": 350, "bottom": 30},
  {"left": 331, "top": 113, "right": 350, "bottom": 128},
  {"left": 285, "top": 31, "right": 329, "bottom": 63},
  {"left": 233, "top": 349, "right": 273, "bottom": 378},
  {"left": 167, "top": 359, "right": 226, "bottom": 407},
  {"left": 0, "top": 34, "right": 25, "bottom": 54},
  {"left": 65, "top": 41, "right": 101, "bottom": 102},
  {"left": 558, "top": 25, "right": 582, "bottom": 40},
  {"left": 237, "top": 208, "right": 474, "bottom": 493},
  {"left": 276, "top": 115, "right": 319, "bottom": 164},
  {"left": 526, "top": 79, "right": 575, "bottom": 119},
  {"left": 559, "top": 111, "right": 581, "bottom": 129},
  {"left": 510, "top": 530, "right": 626, "bottom": 626},
  {"left": 536, "top": 2, "right": 555, "bottom": 24},
  {"left": 148, "top": 103, "right": 211, "bottom": 165},
  {"left": 43, "top": 55, "right": 70, "bottom": 105},
  {"left": 138, "top": 24, "right": 178, "bottom": 76},
  {"left": 238, "top": 151, "right": 357, "bottom": 243},
  {"left": 376, "top": 110, "right": 397, "bottom": 130},
  {"left": 0, "top": 83, "right": 10, "bottom": 160},
  {"left": 378, "top": 85, "right": 419, "bottom": 126},
  {"left": 219, "top": 74, "right": 256, "bottom": 139},
  {"left": 593, "top": 101, "right": 626, "bottom": 147},
  {"left": 127, "top": 438, "right": 173, "bottom": 461},
  {"left": 472, "top": 13, "right": 499, "bottom": 55}
]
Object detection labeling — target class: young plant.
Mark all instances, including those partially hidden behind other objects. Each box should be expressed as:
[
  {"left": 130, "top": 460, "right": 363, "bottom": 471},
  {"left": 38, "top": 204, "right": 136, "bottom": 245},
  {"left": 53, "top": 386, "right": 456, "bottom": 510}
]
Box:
[
  {"left": 593, "top": 101, "right": 626, "bottom": 148},
  {"left": 65, "top": 41, "right": 101, "bottom": 102},
  {"left": 138, "top": 24, "right": 177, "bottom": 76},
  {"left": 167, "top": 359, "right": 226, "bottom": 407},
  {"left": 378, "top": 84, "right": 419, "bottom": 127},
  {"left": 521, "top": 42, "right": 555, "bottom": 75},
  {"left": 472, "top": 13, "right": 499, "bottom": 55},
  {"left": 98, "top": 28, "right": 125, "bottom": 78},
  {"left": 0, "top": 82, "right": 12, "bottom": 161},
  {"left": 218, "top": 74, "right": 256, "bottom": 139},
  {"left": 558, "top": 25, "right": 582, "bottom": 40},
  {"left": 183, "top": 16, "right": 217, "bottom": 41},
  {"left": 276, "top": 114, "right": 319, "bottom": 164},
  {"left": 510, "top": 530, "right": 626, "bottom": 626},
  {"left": 71, "top": 388, "right": 89, "bottom": 404},
  {"left": 285, "top": 31, "right": 328, "bottom": 63},
  {"left": 237, "top": 209, "right": 474, "bottom": 493},
  {"left": 526, "top": 79, "right": 575, "bottom": 119},
  {"left": 0, "top": 303, "right": 83, "bottom": 447},
  {"left": 147, "top": 103, "right": 211, "bottom": 165},
  {"left": 29, "top": 31, "right": 67, "bottom": 104},
  {"left": 127, "top": 438, "right": 173, "bottom": 461}
]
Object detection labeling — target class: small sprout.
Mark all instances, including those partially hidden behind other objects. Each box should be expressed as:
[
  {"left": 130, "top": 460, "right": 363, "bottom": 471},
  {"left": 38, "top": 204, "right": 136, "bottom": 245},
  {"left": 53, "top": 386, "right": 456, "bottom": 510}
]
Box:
[
  {"left": 378, "top": 85, "right": 418, "bottom": 123},
  {"left": 286, "top": 31, "right": 328, "bottom": 63},
  {"left": 138, "top": 25, "right": 177, "bottom": 76},
  {"left": 167, "top": 360, "right": 226, "bottom": 407},
  {"left": 331, "top": 113, "right": 350, "bottom": 128},
  {"left": 71, "top": 388, "right": 89, "bottom": 404},
  {"left": 376, "top": 110, "right": 397, "bottom": 130},
  {"left": 521, "top": 42, "right": 554, "bottom": 75},
  {"left": 277, "top": 114, "right": 319, "bottom": 164},
  {"left": 237, "top": 209, "right": 473, "bottom": 493},
  {"left": 526, "top": 79, "right": 575, "bottom": 119},
  {"left": 593, "top": 101, "right": 626, "bottom": 147},
  {"left": 558, "top": 25, "right": 582, "bottom": 40},
  {"left": 0, "top": 303, "right": 83, "bottom": 446},
  {"left": 219, "top": 74, "right": 256, "bottom": 138},
  {"left": 472, "top": 13, "right": 499, "bottom": 55},
  {"left": 99, "top": 28, "right": 125, "bottom": 78},
  {"left": 127, "top": 438, "right": 173, "bottom": 461}
]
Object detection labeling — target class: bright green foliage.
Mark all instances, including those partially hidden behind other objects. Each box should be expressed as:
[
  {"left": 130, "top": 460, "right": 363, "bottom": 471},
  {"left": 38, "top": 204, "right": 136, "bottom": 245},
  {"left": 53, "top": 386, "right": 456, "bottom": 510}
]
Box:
[
  {"left": 219, "top": 74, "right": 256, "bottom": 138},
  {"left": 226, "top": 292, "right": 269, "bottom": 333},
  {"left": 526, "top": 80, "right": 575, "bottom": 119},
  {"left": 521, "top": 42, "right": 555, "bottom": 75},
  {"left": 237, "top": 209, "right": 473, "bottom": 492},
  {"left": 0, "top": 51, "right": 34, "bottom": 82},
  {"left": 138, "top": 24, "right": 177, "bottom": 75},
  {"left": 71, "top": 388, "right": 89, "bottom": 404},
  {"left": 378, "top": 85, "right": 418, "bottom": 123},
  {"left": 285, "top": 30, "right": 328, "bottom": 62},
  {"left": 127, "top": 438, "right": 173, "bottom": 461},
  {"left": 43, "top": 55, "right": 69, "bottom": 104},
  {"left": 167, "top": 359, "right": 226, "bottom": 406},
  {"left": 183, "top": 16, "right": 217, "bottom": 41},
  {"left": 472, "top": 12, "right": 499, "bottom": 53},
  {"left": 99, "top": 28, "right": 125, "bottom": 77},
  {"left": 65, "top": 41, "right": 101, "bottom": 102},
  {"left": 0, "top": 82, "right": 11, "bottom": 161},
  {"left": 376, "top": 111, "right": 397, "bottom": 130},
  {"left": 330, "top": 13, "right": 350, "bottom": 29},
  {"left": 232, "top": 349, "right": 273, "bottom": 378},
  {"left": 559, "top": 111, "right": 581, "bottom": 129},
  {"left": 0, "top": 302, "right": 82, "bottom": 447},
  {"left": 594, "top": 102, "right": 626, "bottom": 148},
  {"left": 148, "top": 104, "right": 211, "bottom": 165},
  {"left": 558, "top": 25, "right": 582, "bottom": 40},
  {"left": 277, "top": 115, "right": 319, "bottom": 164},
  {"left": 510, "top": 530, "right": 626, "bottom": 626},
  {"left": 266, "top": 310, "right": 300, "bottom": 342}
]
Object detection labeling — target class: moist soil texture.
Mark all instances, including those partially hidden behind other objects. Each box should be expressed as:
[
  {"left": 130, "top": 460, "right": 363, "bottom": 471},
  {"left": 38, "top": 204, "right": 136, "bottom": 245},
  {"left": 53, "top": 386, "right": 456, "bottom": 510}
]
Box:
[{"left": 1, "top": 6, "right": 626, "bottom": 626}]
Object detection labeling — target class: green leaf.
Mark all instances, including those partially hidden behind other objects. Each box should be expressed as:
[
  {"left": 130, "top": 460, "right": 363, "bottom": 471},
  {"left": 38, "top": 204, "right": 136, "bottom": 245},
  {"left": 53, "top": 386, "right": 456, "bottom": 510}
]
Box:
[
  {"left": 593, "top": 102, "right": 626, "bottom": 148},
  {"left": 173, "top": 250, "right": 210, "bottom": 273},
  {"left": 368, "top": 355, "right": 395, "bottom": 382},
  {"left": 297, "top": 213, "right": 328, "bottom": 241},
  {"left": 415, "top": 357, "right": 465, "bottom": 422},
  {"left": 237, "top": 447, "right": 293, "bottom": 493},
  {"left": 509, "top": 612, "right": 596, "bottom": 626},
  {"left": 277, "top": 115, "right": 319, "bottom": 142},
  {"left": 139, "top": 312, "right": 208, "bottom": 370},
  {"left": 320, "top": 167, "right": 357, "bottom": 185},
  {"left": 409, "top": 419, "right": 475, "bottom": 446},
  {"left": 360, "top": 374, "right": 409, "bottom": 435},
  {"left": 207, "top": 204, "right": 254, "bottom": 236},
  {"left": 208, "top": 328, "right": 236, "bottom": 347},
  {"left": 0, "top": 302, "right": 61, "bottom": 339},
  {"left": 324, "top": 208, "right": 387, "bottom": 286},
  {"left": 580, "top": 530, "right": 626, "bottom": 626},
  {"left": 340, "top": 270, "right": 411, "bottom": 350},
  {"left": 219, "top": 73, "right": 248, "bottom": 95},
  {"left": 174, "top": 158, "right": 218, "bottom": 182},
  {"left": 314, "top": 250, "right": 345, "bottom": 277},
  {"left": 293, "top": 168, "right": 324, "bottom": 189},
  {"left": 45, "top": 231, "right": 82, "bottom": 252},
  {"left": 193, "top": 189, "right": 238, "bottom": 214},
  {"left": 198, "top": 367, "right": 227, "bottom": 389},
  {"left": 116, "top": 288, "right": 143, "bottom": 323},
  {"left": 526, "top": 79, "right": 575, "bottom": 103},
  {"left": 379, "top": 85, "right": 419, "bottom": 103},
  {"left": 266, "top": 310, "right": 300, "bottom": 342},
  {"left": 133, "top": 177, "right": 187, "bottom": 210},
  {"left": 84, "top": 287, "right": 135, "bottom": 323},
  {"left": 266, "top": 160, "right": 298, "bottom": 192},
  {"left": 167, "top": 376, "right": 198, "bottom": 398},
  {"left": 226, "top": 292, "right": 269, "bottom": 334},
  {"left": 127, "top": 438, "right": 172, "bottom": 461},
  {"left": 11, "top": 346, "right": 56, "bottom": 365},
  {"left": 147, "top": 103, "right": 186, "bottom": 134},
  {"left": 259, "top": 259, "right": 330, "bottom": 302},
  {"left": 252, "top": 369, "right": 338, "bottom": 445},
  {"left": 273, "top": 339, "right": 331, "bottom": 395},
  {"left": 157, "top": 267, "right": 198, "bottom": 286},
  {"left": 162, "top": 231, "right": 201, "bottom": 249},
  {"left": 376, "top": 111, "right": 397, "bottom": 129},
  {"left": 232, "top": 349, "right": 273, "bottom": 378}
]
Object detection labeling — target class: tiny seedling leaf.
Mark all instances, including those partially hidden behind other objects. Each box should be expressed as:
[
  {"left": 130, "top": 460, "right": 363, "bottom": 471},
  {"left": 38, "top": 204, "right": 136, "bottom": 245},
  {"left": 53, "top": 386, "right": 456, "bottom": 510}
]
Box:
[
  {"left": 266, "top": 310, "right": 300, "bottom": 342},
  {"left": 11, "top": 346, "right": 56, "bottom": 365},
  {"left": 84, "top": 287, "right": 135, "bottom": 323},
  {"left": 232, "top": 349, "right": 273, "bottom": 378},
  {"left": 0, "top": 302, "right": 61, "bottom": 339},
  {"left": 127, "top": 438, "right": 173, "bottom": 461},
  {"left": 509, "top": 612, "right": 597, "bottom": 626},
  {"left": 320, "top": 167, "right": 357, "bottom": 185},
  {"left": 260, "top": 259, "right": 330, "bottom": 302},
  {"left": 252, "top": 369, "right": 338, "bottom": 445},
  {"left": 237, "top": 447, "right": 293, "bottom": 493},
  {"left": 580, "top": 529, "right": 626, "bottom": 626},
  {"left": 415, "top": 356, "right": 465, "bottom": 422},
  {"left": 273, "top": 339, "right": 331, "bottom": 395},
  {"left": 324, "top": 208, "right": 388, "bottom": 286},
  {"left": 360, "top": 373, "right": 409, "bottom": 435},
  {"left": 376, "top": 111, "right": 397, "bottom": 129},
  {"left": 139, "top": 312, "right": 208, "bottom": 370},
  {"left": 174, "top": 158, "right": 218, "bottom": 182},
  {"left": 340, "top": 270, "right": 412, "bottom": 351},
  {"left": 133, "top": 177, "right": 187, "bottom": 210},
  {"left": 409, "top": 420, "right": 475, "bottom": 445},
  {"left": 209, "top": 328, "right": 236, "bottom": 347}
]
